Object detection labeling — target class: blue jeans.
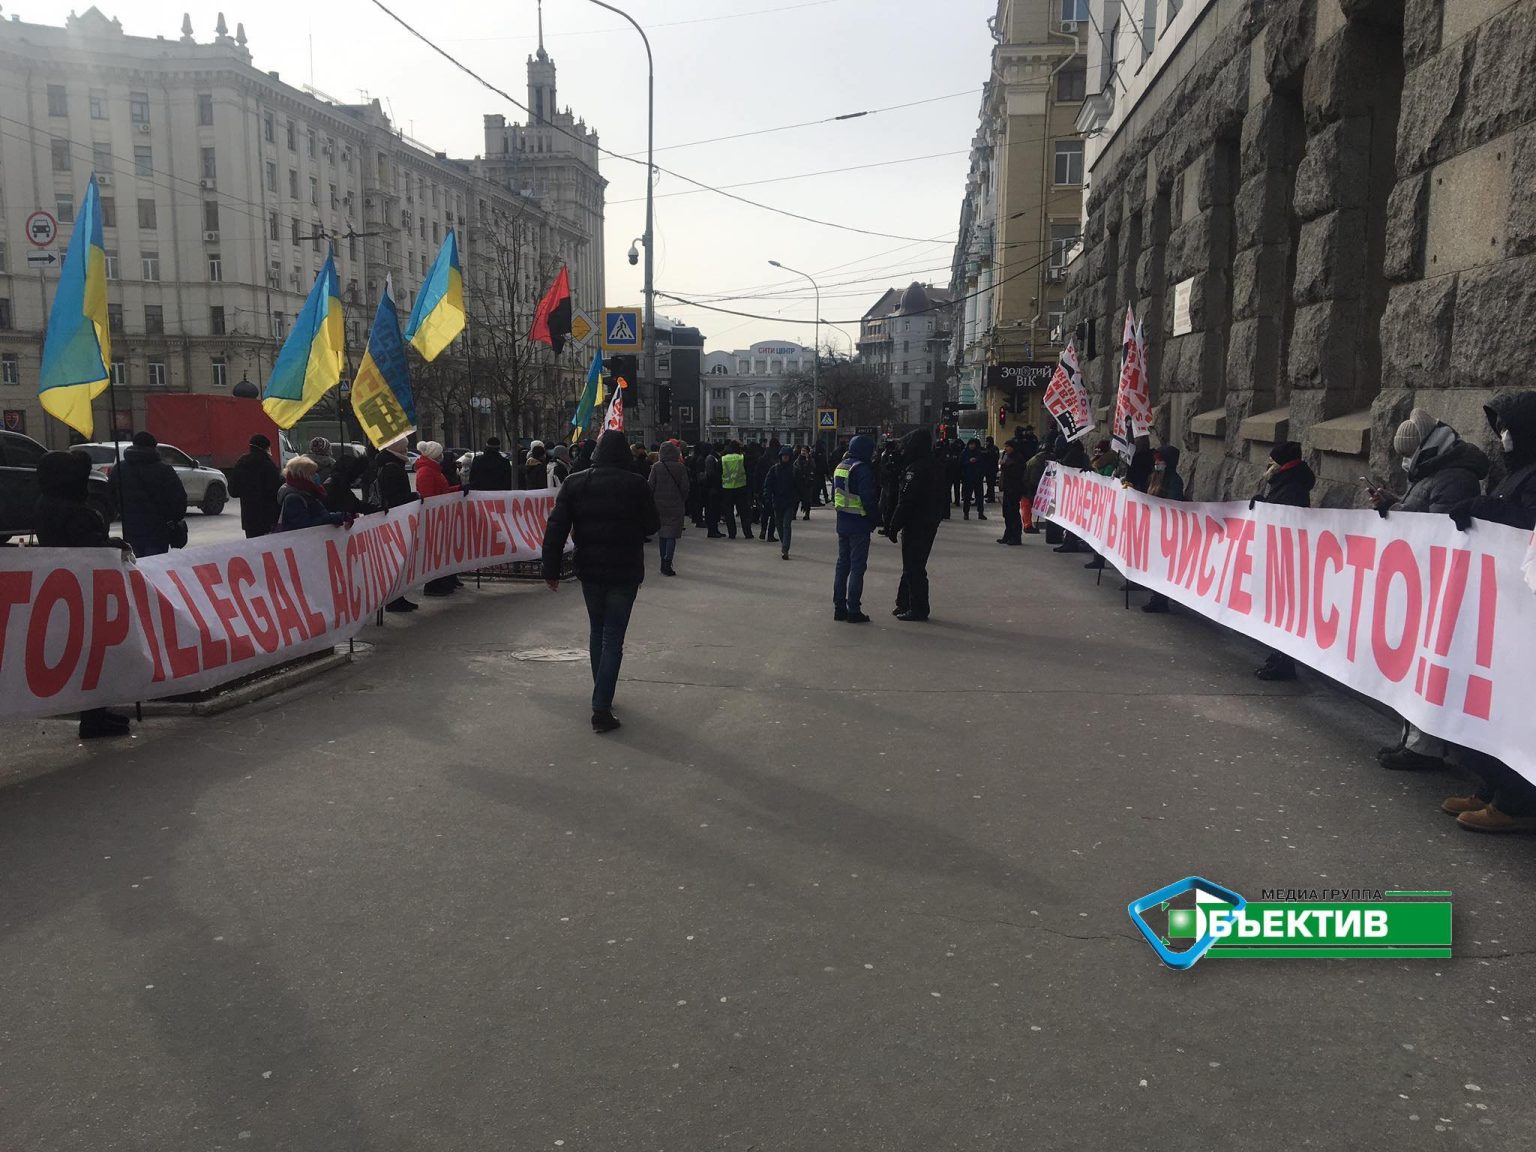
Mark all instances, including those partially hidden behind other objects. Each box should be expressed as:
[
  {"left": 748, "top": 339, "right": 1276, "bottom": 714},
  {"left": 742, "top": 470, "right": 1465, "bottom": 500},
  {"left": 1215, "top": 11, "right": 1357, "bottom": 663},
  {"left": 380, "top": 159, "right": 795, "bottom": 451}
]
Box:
[
  {"left": 659, "top": 536, "right": 678, "bottom": 565},
  {"left": 580, "top": 582, "right": 638, "bottom": 710},
  {"left": 775, "top": 505, "right": 795, "bottom": 555},
  {"left": 834, "top": 532, "right": 871, "bottom": 613}
]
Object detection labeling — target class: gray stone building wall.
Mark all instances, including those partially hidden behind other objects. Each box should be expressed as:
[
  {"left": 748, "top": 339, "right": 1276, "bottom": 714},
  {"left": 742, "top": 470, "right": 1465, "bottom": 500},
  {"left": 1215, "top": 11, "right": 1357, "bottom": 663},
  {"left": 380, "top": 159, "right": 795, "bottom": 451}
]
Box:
[{"left": 1065, "top": 0, "right": 1536, "bottom": 506}]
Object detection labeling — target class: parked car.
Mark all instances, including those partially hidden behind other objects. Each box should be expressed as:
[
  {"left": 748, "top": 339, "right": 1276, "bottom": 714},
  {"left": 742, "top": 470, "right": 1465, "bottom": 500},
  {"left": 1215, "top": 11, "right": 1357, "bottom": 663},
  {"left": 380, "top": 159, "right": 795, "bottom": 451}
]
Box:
[
  {"left": 78, "top": 441, "right": 229, "bottom": 515},
  {"left": 0, "top": 430, "right": 115, "bottom": 541}
]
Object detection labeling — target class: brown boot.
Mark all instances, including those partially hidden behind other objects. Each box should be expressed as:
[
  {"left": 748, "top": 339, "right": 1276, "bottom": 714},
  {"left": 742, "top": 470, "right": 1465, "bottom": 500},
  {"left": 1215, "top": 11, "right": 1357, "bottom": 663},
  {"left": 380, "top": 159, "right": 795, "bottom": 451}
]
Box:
[
  {"left": 1456, "top": 805, "right": 1536, "bottom": 833},
  {"left": 1440, "top": 795, "right": 1488, "bottom": 816}
]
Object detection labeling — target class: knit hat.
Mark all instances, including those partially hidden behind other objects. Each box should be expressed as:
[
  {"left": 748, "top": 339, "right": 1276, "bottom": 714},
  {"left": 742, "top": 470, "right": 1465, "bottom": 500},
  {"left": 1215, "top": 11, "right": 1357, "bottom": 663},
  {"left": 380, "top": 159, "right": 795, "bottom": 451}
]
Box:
[
  {"left": 310, "top": 435, "right": 332, "bottom": 456},
  {"left": 383, "top": 438, "right": 409, "bottom": 458},
  {"left": 249, "top": 433, "right": 271, "bottom": 450},
  {"left": 485, "top": 437, "right": 501, "bottom": 449},
  {"left": 1393, "top": 408, "right": 1437, "bottom": 458},
  {"left": 416, "top": 440, "right": 444, "bottom": 462},
  {"left": 131, "top": 431, "right": 157, "bottom": 449},
  {"left": 1269, "top": 440, "right": 1303, "bottom": 466}
]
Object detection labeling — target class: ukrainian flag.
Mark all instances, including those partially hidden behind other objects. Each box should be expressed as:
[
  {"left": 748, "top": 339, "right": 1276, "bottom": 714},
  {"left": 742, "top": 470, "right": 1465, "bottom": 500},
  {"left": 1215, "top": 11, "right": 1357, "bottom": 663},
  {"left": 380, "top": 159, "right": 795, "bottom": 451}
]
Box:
[
  {"left": 351, "top": 276, "right": 417, "bottom": 449},
  {"left": 263, "top": 252, "right": 345, "bottom": 429},
  {"left": 39, "top": 175, "right": 111, "bottom": 437},
  {"left": 403, "top": 230, "right": 465, "bottom": 361},
  {"left": 570, "top": 349, "right": 602, "bottom": 442}
]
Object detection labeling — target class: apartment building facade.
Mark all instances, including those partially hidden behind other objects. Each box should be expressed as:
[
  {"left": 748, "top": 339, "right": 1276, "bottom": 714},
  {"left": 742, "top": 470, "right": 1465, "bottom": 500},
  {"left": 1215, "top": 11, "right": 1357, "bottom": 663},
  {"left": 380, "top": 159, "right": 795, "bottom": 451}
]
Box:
[
  {"left": 857, "top": 282, "right": 955, "bottom": 431},
  {"left": 0, "top": 8, "right": 603, "bottom": 448}
]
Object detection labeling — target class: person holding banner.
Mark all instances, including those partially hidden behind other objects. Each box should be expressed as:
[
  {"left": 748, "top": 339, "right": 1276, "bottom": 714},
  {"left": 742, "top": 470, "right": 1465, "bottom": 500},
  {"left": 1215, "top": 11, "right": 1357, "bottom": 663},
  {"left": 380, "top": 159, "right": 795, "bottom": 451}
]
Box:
[
  {"left": 1141, "top": 446, "right": 1186, "bottom": 613},
  {"left": 542, "top": 430, "right": 662, "bottom": 733},
  {"left": 1251, "top": 441, "right": 1316, "bottom": 681}
]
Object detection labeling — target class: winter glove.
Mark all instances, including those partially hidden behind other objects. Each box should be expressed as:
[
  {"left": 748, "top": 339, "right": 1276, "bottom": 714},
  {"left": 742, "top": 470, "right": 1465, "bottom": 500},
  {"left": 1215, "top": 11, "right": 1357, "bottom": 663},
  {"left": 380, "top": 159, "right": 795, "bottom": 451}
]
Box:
[{"left": 1449, "top": 503, "right": 1474, "bottom": 532}]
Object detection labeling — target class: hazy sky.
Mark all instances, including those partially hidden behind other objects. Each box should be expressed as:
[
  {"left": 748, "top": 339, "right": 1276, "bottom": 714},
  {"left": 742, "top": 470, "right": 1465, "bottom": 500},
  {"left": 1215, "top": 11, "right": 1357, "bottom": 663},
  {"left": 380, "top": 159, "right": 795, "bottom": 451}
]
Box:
[{"left": 40, "top": 0, "right": 995, "bottom": 353}]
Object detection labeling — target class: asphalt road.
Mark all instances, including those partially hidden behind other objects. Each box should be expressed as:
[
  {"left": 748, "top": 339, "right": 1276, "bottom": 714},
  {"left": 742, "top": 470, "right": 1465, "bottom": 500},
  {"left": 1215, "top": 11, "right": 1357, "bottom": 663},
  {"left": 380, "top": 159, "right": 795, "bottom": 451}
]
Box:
[{"left": 2, "top": 505, "right": 1533, "bottom": 1150}]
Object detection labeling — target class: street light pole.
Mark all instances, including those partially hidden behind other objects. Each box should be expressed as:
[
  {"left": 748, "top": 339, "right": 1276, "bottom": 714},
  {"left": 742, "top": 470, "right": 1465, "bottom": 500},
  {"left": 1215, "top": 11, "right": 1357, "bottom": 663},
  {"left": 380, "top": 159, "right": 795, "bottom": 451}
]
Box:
[
  {"left": 769, "top": 259, "right": 819, "bottom": 438},
  {"left": 589, "top": 0, "right": 654, "bottom": 435}
]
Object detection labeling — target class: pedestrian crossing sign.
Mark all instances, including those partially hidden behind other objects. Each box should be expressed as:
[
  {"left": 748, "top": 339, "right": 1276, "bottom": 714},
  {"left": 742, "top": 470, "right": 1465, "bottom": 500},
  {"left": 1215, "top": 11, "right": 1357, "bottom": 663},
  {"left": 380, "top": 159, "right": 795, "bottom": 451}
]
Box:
[
  {"left": 602, "top": 308, "right": 642, "bottom": 350},
  {"left": 817, "top": 407, "right": 838, "bottom": 429}
]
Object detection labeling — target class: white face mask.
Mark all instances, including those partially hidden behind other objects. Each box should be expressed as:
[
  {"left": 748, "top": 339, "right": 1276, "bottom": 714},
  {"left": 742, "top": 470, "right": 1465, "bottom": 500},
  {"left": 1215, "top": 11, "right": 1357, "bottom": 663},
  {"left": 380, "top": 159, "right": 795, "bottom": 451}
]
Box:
[
  {"left": 1402, "top": 456, "right": 1415, "bottom": 472},
  {"left": 1502, "top": 430, "right": 1517, "bottom": 453}
]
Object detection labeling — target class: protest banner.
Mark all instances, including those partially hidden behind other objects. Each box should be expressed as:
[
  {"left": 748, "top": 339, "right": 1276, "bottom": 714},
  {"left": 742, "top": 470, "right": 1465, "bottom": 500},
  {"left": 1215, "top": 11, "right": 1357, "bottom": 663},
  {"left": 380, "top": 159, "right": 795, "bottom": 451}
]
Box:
[
  {"left": 0, "top": 489, "right": 564, "bottom": 721},
  {"left": 1043, "top": 339, "right": 1093, "bottom": 443},
  {"left": 1111, "top": 306, "right": 1151, "bottom": 459},
  {"left": 1038, "top": 464, "right": 1536, "bottom": 778}
]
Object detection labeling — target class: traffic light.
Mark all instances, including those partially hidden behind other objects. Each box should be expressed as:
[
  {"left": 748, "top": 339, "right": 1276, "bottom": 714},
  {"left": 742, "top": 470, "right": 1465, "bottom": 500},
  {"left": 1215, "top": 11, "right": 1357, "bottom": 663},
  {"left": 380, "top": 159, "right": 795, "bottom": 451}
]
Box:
[{"left": 998, "top": 405, "right": 1008, "bottom": 424}]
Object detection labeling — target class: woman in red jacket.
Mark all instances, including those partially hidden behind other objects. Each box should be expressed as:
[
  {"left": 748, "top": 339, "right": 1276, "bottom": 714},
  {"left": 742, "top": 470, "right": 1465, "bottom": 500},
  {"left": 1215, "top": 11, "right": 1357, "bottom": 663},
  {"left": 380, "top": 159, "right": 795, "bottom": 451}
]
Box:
[{"left": 414, "top": 441, "right": 460, "bottom": 597}]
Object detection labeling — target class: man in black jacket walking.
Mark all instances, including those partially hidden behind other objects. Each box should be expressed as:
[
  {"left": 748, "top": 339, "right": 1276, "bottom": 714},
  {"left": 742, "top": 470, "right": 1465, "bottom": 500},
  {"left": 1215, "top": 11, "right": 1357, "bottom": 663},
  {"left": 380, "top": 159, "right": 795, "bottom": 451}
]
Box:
[
  {"left": 230, "top": 434, "right": 282, "bottom": 538},
  {"left": 886, "top": 428, "right": 946, "bottom": 621},
  {"left": 542, "top": 430, "right": 661, "bottom": 732},
  {"left": 467, "top": 436, "right": 514, "bottom": 491},
  {"left": 108, "top": 431, "right": 187, "bottom": 557}
]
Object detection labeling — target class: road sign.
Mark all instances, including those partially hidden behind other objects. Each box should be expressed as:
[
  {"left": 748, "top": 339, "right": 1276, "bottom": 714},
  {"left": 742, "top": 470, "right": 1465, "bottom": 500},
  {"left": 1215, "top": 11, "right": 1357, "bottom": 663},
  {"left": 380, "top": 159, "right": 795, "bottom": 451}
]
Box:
[
  {"left": 570, "top": 309, "right": 595, "bottom": 348},
  {"left": 26, "top": 250, "right": 58, "bottom": 269},
  {"left": 602, "top": 307, "right": 642, "bottom": 351},
  {"left": 817, "top": 407, "right": 838, "bottom": 430},
  {"left": 2, "top": 410, "right": 25, "bottom": 433},
  {"left": 25, "top": 210, "right": 58, "bottom": 248}
]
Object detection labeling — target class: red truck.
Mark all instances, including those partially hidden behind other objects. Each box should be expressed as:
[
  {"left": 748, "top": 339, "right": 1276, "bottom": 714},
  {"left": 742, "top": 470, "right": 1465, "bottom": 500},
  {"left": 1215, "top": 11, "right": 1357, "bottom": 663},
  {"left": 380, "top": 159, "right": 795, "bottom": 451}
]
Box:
[{"left": 145, "top": 395, "right": 282, "bottom": 472}]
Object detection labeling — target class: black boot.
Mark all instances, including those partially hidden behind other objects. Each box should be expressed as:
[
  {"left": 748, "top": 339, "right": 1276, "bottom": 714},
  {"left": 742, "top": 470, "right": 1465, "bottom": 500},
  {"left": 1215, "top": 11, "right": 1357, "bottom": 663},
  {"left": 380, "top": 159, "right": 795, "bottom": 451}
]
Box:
[{"left": 592, "top": 709, "right": 621, "bottom": 733}]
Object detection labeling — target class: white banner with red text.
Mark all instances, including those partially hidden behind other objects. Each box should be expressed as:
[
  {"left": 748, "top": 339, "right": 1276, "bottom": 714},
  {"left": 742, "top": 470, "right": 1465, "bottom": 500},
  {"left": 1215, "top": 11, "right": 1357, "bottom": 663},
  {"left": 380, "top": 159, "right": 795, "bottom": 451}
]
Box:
[
  {"left": 0, "top": 489, "right": 563, "bottom": 721},
  {"left": 1037, "top": 464, "right": 1536, "bottom": 777}
]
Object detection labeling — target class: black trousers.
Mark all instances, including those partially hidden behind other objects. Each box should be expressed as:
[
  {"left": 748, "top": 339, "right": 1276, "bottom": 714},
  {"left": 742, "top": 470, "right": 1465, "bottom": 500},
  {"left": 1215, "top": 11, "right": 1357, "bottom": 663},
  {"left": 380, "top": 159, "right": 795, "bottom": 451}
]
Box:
[
  {"left": 706, "top": 489, "right": 724, "bottom": 533},
  {"left": 895, "top": 523, "right": 938, "bottom": 618},
  {"left": 724, "top": 488, "right": 753, "bottom": 537},
  {"left": 1001, "top": 493, "right": 1022, "bottom": 541},
  {"left": 950, "top": 476, "right": 962, "bottom": 505},
  {"left": 962, "top": 480, "right": 986, "bottom": 517},
  {"left": 985, "top": 472, "right": 997, "bottom": 502}
]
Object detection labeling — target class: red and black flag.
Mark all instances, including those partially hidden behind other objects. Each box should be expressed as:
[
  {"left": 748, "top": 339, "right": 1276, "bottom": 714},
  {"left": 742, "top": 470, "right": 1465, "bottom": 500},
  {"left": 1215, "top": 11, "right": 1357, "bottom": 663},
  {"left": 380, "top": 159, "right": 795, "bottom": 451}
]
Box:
[{"left": 529, "top": 265, "right": 572, "bottom": 356}]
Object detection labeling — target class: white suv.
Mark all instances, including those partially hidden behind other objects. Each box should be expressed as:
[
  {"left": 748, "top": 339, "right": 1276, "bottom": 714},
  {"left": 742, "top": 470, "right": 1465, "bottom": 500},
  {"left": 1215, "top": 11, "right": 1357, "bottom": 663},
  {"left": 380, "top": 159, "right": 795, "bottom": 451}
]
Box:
[{"left": 78, "top": 442, "right": 230, "bottom": 515}]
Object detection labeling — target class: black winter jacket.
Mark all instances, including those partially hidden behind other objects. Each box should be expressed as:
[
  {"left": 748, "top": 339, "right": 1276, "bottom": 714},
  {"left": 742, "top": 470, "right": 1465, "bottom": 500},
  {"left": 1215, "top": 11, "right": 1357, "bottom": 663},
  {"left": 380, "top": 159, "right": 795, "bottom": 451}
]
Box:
[
  {"left": 542, "top": 430, "right": 661, "bottom": 586},
  {"left": 1256, "top": 460, "right": 1316, "bottom": 509},
  {"left": 35, "top": 451, "right": 114, "bottom": 549},
  {"left": 468, "top": 448, "right": 515, "bottom": 491},
  {"left": 230, "top": 448, "right": 282, "bottom": 536},
  {"left": 375, "top": 453, "right": 416, "bottom": 510},
  {"left": 888, "top": 429, "right": 947, "bottom": 535},
  {"left": 1455, "top": 392, "right": 1536, "bottom": 530},
  {"left": 1392, "top": 434, "right": 1489, "bottom": 514},
  {"left": 109, "top": 445, "right": 187, "bottom": 555}
]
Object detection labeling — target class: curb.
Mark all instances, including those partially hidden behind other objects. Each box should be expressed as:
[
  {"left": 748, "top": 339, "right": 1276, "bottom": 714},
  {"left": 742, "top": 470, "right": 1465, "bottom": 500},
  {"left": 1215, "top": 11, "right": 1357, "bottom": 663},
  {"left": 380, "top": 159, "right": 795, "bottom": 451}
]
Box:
[{"left": 137, "top": 651, "right": 353, "bottom": 717}]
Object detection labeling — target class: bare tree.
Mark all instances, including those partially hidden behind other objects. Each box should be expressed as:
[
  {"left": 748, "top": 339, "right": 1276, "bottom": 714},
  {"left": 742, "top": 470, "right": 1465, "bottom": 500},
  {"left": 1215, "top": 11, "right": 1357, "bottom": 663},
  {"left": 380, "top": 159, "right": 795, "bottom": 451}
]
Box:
[{"left": 781, "top": 355, "right": 900, "bottom": 431}]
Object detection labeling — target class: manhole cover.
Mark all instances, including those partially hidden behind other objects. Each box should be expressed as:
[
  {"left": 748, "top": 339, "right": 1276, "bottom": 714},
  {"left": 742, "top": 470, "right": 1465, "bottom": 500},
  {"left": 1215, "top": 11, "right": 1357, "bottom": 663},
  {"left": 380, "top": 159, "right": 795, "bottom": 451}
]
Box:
[{"left": 508, "top": 648, "right": 587, "bottom": 662}]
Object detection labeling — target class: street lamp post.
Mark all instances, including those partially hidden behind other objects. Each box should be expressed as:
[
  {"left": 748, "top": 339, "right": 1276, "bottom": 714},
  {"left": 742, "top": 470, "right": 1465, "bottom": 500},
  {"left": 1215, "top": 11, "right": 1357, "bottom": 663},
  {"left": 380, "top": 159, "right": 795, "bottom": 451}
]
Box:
[
  {"left": 589, "top": 0, "right": 654, "bottom": 436},
  {"left": 769, "top": 259, "right": 819, "bottom": 439}
]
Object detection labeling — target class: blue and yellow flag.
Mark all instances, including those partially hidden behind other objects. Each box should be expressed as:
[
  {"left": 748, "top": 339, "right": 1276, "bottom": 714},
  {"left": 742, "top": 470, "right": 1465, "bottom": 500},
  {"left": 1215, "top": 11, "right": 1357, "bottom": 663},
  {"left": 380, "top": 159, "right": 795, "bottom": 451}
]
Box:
[
  {"left": 263, "top": 252, "right": 345, "bottom": 429},
  {"left": 403, "top": 230, "right": 465, "bottom": 362},
  {"left": 351, "top": 276, "right": 417, "bottom": 449},
  {"left": 39, "top": 175, "right": 111, "bottom": 437},
  {"left": 570, "top": 349, "right": 602, "bottom": 443}
]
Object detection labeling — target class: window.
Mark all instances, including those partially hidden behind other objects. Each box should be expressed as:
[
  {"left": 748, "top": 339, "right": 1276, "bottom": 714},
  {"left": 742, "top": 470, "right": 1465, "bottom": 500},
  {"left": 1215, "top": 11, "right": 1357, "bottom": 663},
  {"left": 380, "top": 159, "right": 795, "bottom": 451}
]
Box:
[
  {"left": 203, "top": 202, "right": 220, "bottom": 232},
  {"left": 89, "top": 90, "right": 107, "bottom": 119},
  {"left": 0, "top": 355, "right": 18, "bottom": 385},
  {"left": 197, "top": 94, "right": 214, "bottom": 126},
  {"left": 310, "top": 176, "right": 318, "bottom": 205},
  {"left": 201, "top": 147, "right": 217, "bottom": 181},
  {"left": 263, "top": 111, "right": 275, "bottom": 143},
  {"left": 104, "top": 250, "right": 118, "bottom": 279},
  {"left": 330, "top": 183, "right": 338, "bottom": 209},
  {"left": 141, "top": 252, "right": 160, "bottom": 281},
  {"left": 1050, "top": 222, "right": 1078, "bottom": 268},
  {"left": 130, "top": 91, "right": 149, "bottom": 125},
  {"left": 266, "top": 161, "right": 277, "bottom": 192},
  {"left": 107, "top": 303, "right": 124, "bottom": 333},
  {"left": 286, "top": 118, "right": 296, "bottom": 150},
  {"left": 100, "top": 197, "right": 116, "bottom": 229},
  {"left": 307, "top": 128, "right": 317, "bottom": 158},
  {"left": 272, "top": 311, "right": 287, "bottom": 338},
  {"left": 348, "top": 235, "right": 357, "bottom": 262},
  {"left": 432, "top": 221, "right": 441, "bottom": 244},
  {"left": 1060, "top": 0, "right": 1089, "bottom": 18},
  {"left": 0, "top": 299, "right": 10, "bottom": 329},
  {"left": 0, "top": 243, "right": 6, "bottom": 273},
  {"left": 92, "top": 142, "right": 113, "bottom": 173},
  {"left": 144, "top": 305, "right": 163, "bottom": 335},
  {"left": 134, "top": 145, "right": 152, "bottom": 177},
  {"left": 901, "top": 381, "right": 911, "bottom": 401},
  {"left": 1058, "top": 56, "right": 1087, "bottom": 102},
  {"left": 1053, "top": 139, "right": 1085, "bottom": 185},
  {"left": 211, "top": 358, "right": 227, "bottom": 389},
  {"left": 289, "top": 169, "right": 298, "bottom": 199},
  {"left": 208, "top": 254, "right": 222, "bottom": 282},
  {"left": 56, "top": 194, "right": 75, "bottom": 224},
  {"left": 110, "top": 360, "right": 127, "bottom": 385},
  {"left": 210, "top": 306, "right": 226, "bottom": 335},
  {"left": 1102, "top": 19, "right": 1120, "bottom": 92},
  {"left": 51, "top": 138, "right": 72, "bottom": 172},
  {"left": 269, "top": 211, "right": 281, "bottom": 241},
  {"left": 147, "top": 361, "right": 166, "bottom": 388},
  {"left": 1048, "top": 309, "right": 1065, "bottom": 339},
  {"left": 47, "top": 84, "right": 68, "bottom": 117}
]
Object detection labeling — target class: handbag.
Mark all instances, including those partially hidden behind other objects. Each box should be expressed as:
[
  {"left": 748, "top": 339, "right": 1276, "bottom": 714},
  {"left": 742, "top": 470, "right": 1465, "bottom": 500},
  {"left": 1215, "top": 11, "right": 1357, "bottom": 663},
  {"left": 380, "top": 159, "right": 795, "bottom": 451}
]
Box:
[{"left": 168, "top": 519, "right": 189, "bottom": 549}]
